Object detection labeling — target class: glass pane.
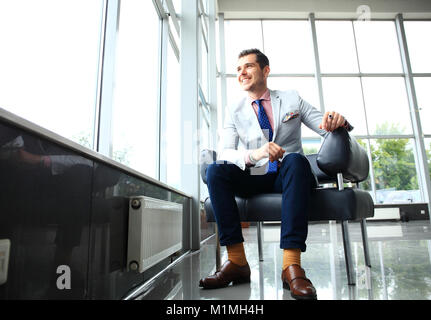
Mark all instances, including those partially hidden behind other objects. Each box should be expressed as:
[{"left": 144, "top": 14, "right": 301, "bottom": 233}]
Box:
[
  {"left": 164, "top": 45, "right": 181, "bottom": 189},
  {"left": 405, "top": 21, "right": 431, "bottom": 73},
  {"left": 268, "top": 77, "right": 320, "bottom": 138},
  {"left": 425, "top": 138, "right": 431, "bottom": 180},
  {"left": 356, "top": 139, "right": 372, "bottom": 193},
  {"left": 322, "top": 77, "right": 368, "bottom": 135},
  {"left": 315, "top": 21, "right": 359, "bottom": 73},
  {"left": 111, "top": 0, "right": 159, "bottom": 178},
  {"left": 362, "top": 77, "right": 412, "bottom": 135},
  {"left": 171, "top": 0, "right": 181, "bottom": 15},
  {"left": 0, "top": 0, "right": 103, "bottom": 149},
  {"left": 302, "top": 138, "right": 321, "bottom": 155},
  {"left": 200, "top": 32, "right": 208, "bottom": 99},
  {"left": 414, "top": 77, "right": 431, "bottom": 135},
  {"left": 224, "top": 20, "right": 263, "bottom": 74},
  {"left": 370, "top": 138, "right": 420, "bottom": 204},
  {"left": 353, "top": 21, "right": 402, "bottom": 73},
  {"left": 262, "top": 20, "right": 314, "bottom": 73},
  {"left": 199, "top": 106, "right": 210, "bottom": 201}
]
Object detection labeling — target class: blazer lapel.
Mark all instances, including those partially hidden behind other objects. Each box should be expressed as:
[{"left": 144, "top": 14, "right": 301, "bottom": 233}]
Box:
[
  {"left": 270, "top": 90, "right": 280, "bottom": 141},
  {"left": 236, "top": 98, "right": 266, "bottom": 140}
]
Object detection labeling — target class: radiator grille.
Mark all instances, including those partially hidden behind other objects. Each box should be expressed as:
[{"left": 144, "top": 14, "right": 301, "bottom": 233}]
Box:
[{"left": 127, "top": 196, "right": 183, "bottom": 273}]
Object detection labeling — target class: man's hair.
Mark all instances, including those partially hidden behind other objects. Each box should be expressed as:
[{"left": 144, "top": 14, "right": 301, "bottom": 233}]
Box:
[{"left": 238, "top": 48, "right": 269, "bottom": 69}]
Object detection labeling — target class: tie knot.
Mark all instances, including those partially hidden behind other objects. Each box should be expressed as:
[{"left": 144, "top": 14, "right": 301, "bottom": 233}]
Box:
[{"left": 254, "top": 99, "right": 263, "bottom": 108}]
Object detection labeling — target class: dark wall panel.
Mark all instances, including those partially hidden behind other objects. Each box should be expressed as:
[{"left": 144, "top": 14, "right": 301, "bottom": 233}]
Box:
[
  {"left": 0, "top": 122, "right": 92, "bottom": 299},
  {"left": 0, "top": 120, "right": 190, "bottom": 299}
]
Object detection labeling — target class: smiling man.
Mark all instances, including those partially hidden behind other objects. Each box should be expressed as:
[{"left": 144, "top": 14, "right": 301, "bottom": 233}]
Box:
[{"left": 199, "top": 49, "right": 352, "bottom": 300}]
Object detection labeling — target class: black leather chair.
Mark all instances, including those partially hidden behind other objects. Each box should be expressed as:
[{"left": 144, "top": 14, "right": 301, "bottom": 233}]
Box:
[{"left": 200, "top": 127, "right": 374, "bottom": 285}]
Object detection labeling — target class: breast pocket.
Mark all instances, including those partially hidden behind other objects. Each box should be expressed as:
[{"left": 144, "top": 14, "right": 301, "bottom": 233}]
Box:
[{"left": 282, "top": 110, "right": 300, "bottom": 123}]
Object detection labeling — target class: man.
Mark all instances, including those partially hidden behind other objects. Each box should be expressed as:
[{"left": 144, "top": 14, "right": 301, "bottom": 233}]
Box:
[{"left": 199, "top": 48, "right": 352, "bottom": 300}]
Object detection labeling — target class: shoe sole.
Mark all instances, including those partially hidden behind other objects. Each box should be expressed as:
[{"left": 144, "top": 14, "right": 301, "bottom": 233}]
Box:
[
  {"left": 283, "top": 281, "right": 317, "bottom": 300},
  {"left": 200, "top": 276, "right": 250, "bottom": 289}
]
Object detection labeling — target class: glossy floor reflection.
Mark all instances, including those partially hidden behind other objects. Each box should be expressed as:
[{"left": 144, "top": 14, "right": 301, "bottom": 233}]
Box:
[{"left": 134, "top": 220, "right": 431, "bottom": 300}]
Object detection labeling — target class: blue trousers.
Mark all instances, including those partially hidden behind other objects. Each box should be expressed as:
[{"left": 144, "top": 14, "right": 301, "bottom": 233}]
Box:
[{"left": 206, "top": 153, "right": 315, "bottom": 252}]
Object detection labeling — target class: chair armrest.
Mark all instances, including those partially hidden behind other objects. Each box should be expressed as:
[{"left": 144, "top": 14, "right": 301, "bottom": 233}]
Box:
[
  {"left": 306, "top": 153, "right": 336, "bottom": 184},
  {"left": 316, "top": 127, "right": 369, "bottom": 183},
  {"left": 200, "top": 149, "right": 217, "bottom": 184}
]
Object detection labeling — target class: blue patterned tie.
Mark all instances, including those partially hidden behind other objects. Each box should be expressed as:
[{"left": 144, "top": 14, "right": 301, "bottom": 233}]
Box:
[{"left": 255, "top": 99, "right": 278, "bottom": 173}]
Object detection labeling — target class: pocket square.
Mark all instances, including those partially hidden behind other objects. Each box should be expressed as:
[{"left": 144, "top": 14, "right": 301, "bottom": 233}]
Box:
[{"left": 282, "top": 111, "right": 300, "bottom": 123}]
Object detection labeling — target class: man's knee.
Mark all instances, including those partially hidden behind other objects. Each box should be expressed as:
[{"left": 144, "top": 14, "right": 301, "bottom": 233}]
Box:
[
  {"left": 280, "top": 153, "right": 313, "bottom": 176},
  {"left": 206, "top": 161, "right": 239, "bottom": 186},
  {"left": 282, "top": 153, "right": 309, "bottom": 167},
  {"left": 206, "top": 162, "right": 228, "bottom": 185}
]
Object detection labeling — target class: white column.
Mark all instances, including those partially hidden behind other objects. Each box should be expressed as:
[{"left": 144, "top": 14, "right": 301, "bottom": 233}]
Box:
[
  {"left": 181, "top": 0, "right": 201, "bottom": 250},
  {"left": 208, "top": 0, "right": 218, "bottom": 150}
]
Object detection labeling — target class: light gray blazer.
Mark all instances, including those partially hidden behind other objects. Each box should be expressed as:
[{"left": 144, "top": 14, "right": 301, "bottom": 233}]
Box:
[{"left": 218, "top": 89, "right": 328, "bottom": 171}]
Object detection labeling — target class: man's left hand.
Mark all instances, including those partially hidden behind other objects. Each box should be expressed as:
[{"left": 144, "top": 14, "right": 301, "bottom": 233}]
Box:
[{"left": 319, "top": 111, "right": 345, "bottom": 132}]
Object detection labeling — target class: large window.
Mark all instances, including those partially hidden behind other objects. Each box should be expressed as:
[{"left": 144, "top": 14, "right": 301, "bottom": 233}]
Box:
[
  {"left": 0, "top": 0, "right": 103, "bottom": 148},
  {"left": 111, "top": 0, "right": 160, "bottom": 179},
  {"left": 220, "top": 18, "right": 430, "bottom": 204}
]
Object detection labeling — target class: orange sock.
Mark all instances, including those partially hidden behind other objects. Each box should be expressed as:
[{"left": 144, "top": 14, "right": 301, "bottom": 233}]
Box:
[
  {"left": 227, "top": 242, "right": 248, "bottom": 266},
  {"left": 282, "top": 248, "right": 301, "bottom": 270}
]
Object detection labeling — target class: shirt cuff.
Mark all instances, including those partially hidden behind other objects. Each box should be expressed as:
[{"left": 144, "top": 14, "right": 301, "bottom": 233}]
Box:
[{"left": 245, "top": 150, "right": 255, "bottom": 167}]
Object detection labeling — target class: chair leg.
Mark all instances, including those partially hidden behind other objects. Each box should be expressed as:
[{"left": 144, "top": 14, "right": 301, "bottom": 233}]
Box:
[
  {"left": 341, "top": 221, "right": 356, "bottom": 285},
  {"left": 215, "top": 224, "right": 221, "bottom": 271},
  {"left": 360, "top": 218, "right": 372, "bottom": 267},
  {"left": 257, "top": 222, "right": 263, "bottom": 261}
]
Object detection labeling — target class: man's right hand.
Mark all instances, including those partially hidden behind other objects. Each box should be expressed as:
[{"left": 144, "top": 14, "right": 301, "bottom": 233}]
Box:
[{"left": 252, "top": 142, "right": 285, "bottom": 162}]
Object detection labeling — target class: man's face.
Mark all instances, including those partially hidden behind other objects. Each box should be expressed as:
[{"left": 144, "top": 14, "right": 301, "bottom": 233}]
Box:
[{"left": 237, "top": 54, "right": 270, "bottom": 92}]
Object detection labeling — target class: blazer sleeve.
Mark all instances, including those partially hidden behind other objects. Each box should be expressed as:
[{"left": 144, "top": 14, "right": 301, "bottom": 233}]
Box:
[
  {"left": 298, "top": 95, "right": 328, "bottom": 137},
  {"left": 217, "top": 108, "right": 248, "bottom": 170}
]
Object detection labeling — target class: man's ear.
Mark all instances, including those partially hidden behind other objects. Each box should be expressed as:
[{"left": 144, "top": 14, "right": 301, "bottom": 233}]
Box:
[{"left": 263, "top": 65, "right": 270, "bottom": 78}]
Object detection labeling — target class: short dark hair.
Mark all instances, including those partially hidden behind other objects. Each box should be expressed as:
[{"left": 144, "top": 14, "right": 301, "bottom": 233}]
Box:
[{"left": 238, "top": 48, "right": 269, "bottom": 69}]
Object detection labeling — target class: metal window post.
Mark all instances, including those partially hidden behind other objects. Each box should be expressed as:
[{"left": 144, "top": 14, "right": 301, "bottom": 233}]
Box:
[
  {"left": 218, "top": 13, "right": 227, "bottom": 136},
  {"left": 308, "top": 13, "right": 325, "bottom": 115},
  {"left": 395, "top": 14, "right": 431, "bottom": 215},
  {"left": 94, "top": 0, "right": 120, "bottom": 156}
]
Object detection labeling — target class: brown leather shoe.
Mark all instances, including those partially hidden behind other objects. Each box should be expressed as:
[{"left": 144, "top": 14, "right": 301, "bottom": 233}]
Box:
[
  {"left": 199, "top": 260, "right": 251, "bottom": 289},
  {"left": 282, "top": 264, "right": 317, "bottom": 300}
]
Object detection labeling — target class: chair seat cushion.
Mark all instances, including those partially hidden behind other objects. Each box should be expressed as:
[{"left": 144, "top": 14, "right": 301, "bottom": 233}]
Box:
[{"left": 204, "top": 187, "right": 374, "bottom": 222}]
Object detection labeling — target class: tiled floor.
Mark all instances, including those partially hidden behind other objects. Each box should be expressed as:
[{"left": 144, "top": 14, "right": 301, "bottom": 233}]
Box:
[{"left": 133, "top": 220, "right": 431, "bottom": 300}]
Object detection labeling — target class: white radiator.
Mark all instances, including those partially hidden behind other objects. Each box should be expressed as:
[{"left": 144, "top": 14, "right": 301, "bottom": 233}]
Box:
[{"left": 127, "top": 196, "right": 183, "bottom": 273}]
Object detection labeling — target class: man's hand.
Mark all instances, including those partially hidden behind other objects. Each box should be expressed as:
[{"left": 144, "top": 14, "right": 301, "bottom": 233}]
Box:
[
  {"left": 319, "top": 111, "right": 345, "bottom": 132},
  {"left": 252, "top": 142, "right": 285, "bottom": 162}
]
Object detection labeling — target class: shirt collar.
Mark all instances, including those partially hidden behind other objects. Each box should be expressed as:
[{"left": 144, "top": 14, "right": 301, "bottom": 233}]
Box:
[{"left": 248, "top": 88, "right": 271, "bottom": 106}]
